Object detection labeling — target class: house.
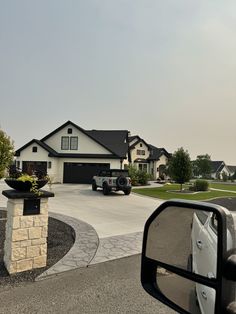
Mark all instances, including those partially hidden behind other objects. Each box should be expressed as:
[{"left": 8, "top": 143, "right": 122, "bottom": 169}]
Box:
[
  {"left": 128, "top": 135, "right": 171, "bottom": 180},
  {"left": 211, "top": 161, "right": 231, "bottom": 179},
  {"left": 227, "top": 165, "right": 236, "bottom": 178},
  {"left": 15, "top": 121, "right": 130, "bottom": 184}
]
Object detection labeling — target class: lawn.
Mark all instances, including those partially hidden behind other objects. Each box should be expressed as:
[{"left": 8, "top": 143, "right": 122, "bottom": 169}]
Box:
[
  {"left": 132, "top": 183, "right": 236, "bottom": 201},
  {"left": 210, "top": 182, "right": 236, "bottom": 192}
]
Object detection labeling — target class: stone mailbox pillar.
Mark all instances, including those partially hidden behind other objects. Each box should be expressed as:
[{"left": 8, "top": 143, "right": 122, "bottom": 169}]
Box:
[{"left": 2, "top": 190, "right": 54, "bottom": 274}]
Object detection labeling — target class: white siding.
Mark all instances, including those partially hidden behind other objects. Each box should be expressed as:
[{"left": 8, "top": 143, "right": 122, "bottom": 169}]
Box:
[
  {"left": 44, "top": 125, "right": 112, "bottom": 154},
  {"left": 130, "top": 141, "right": 149, "bottom": 162}
]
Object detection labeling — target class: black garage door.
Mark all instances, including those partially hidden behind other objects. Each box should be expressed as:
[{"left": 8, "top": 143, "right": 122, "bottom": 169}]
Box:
[{"left": 63, "top": 163, "right": 110, "bottom": 184}]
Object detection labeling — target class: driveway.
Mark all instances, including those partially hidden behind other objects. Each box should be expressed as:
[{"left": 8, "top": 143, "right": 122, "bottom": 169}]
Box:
[
  {"left": 0, "top": 181, "right": 162, "bottom": 239},
  {"left": 48, "top": 184, "right": 162, "bottom": 238}
]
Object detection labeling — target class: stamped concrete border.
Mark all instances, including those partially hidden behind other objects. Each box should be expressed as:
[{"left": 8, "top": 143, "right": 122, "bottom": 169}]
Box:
[{"left": 36, "top": 212, "right": 99, "bottom": 281}]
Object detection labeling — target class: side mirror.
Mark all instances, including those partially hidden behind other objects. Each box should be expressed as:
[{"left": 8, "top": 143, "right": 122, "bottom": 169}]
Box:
[{"left": 141, "top": 199, "right": 236, "bottom": 314}]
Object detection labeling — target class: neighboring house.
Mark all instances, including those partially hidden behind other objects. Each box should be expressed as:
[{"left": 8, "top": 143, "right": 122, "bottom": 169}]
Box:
[
  {"left": 211, "top": 161, "right": 231, "bottom": 179},
  {"left": 227, "top": 165, "right": 236, "bottom": 178},
  {"left": 127, "top": 135, "right": 171, "bottom": 180},
  {"left": 15, "top": 121, "right": 130, "bottom": 184}
]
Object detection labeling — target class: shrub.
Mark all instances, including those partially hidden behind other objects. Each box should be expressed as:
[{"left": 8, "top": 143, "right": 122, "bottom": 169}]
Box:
[
  {"left": 192, "top": 180, "right": 209, "bottom": 192},
  {"left": 137, "top": 170, "right": 150, "bottom": 185},
  {"left": 127, "top": 164, "right": 150, "bottom": 186}
]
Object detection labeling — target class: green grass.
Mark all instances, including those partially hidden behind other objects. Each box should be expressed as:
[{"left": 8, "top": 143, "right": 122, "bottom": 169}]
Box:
[
  {"left": 132, "top": 183, "right": 236, "bottom": 200},
  {"left": 209, "top": 182, "right": 236, "bottom": 191}
]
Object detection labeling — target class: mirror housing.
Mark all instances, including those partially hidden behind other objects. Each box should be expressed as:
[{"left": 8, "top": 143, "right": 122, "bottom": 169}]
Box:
[{"left": 141, "top": 199, "right": 236, "bottom": 314}]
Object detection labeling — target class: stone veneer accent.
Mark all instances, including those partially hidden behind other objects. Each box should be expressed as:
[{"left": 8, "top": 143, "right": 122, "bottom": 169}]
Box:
[{"left": 2, "top": 190, "right": 54, "bottom": 274}]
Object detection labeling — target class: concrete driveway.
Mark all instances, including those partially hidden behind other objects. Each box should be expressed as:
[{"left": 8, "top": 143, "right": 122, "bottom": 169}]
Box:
[{"left": 48, "top": 184, "right": 162, "bottom": 238}]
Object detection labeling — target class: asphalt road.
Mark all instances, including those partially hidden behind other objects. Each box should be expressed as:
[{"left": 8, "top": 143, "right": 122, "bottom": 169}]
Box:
[{"left": 0, "top": 254, "right": 176, "bottom": 314}]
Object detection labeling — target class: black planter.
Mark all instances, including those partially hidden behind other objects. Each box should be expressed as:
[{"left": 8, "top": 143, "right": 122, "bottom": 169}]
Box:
[{"left": 5, "top": 179, "right": 48, "bottom": 192}]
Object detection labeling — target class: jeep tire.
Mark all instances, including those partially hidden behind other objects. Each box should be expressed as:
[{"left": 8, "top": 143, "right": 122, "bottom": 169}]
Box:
[
  {"left": 92, "top": 180, "right": 97, "bottom": 191},
  {"left": 124, "top": 188, "right": 131, "bottom": 195},
  {"left": 103, "top": 183, "right": 110, "bottom": 195}
]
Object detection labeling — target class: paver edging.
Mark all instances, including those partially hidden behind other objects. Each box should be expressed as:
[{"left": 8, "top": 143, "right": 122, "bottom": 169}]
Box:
[{"left": 36, "top": 212, "right": 99, "bottom": 281}]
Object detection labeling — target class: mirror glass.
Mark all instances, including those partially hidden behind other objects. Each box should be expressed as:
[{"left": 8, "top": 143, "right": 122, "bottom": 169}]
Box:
[
  {"left": 145, "top": 206, "right": 218, "bottom": 278},
  {"left": 156, "top": 266, "right": 216, "bottom": 314}
]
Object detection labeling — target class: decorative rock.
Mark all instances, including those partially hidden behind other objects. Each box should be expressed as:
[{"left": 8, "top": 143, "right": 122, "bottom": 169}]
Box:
[
  {"left": 17, "top": 259, "right": 33, "bottom": 272},
  {"left": 27, "top": 246, "right": 40, "bottom": 258},
  {"left": 11, "top": 247, "right": 26, "bottom": 261},
  {"left": 20, "top": 216, "right": 34, "bottom": 228}
]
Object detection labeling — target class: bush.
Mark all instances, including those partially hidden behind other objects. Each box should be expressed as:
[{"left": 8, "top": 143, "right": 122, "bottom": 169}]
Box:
[
  {"left": 137, "top": 170, "right": 150, "bottom": 185},
  {"left": 127, "top": 164, "right": 150, "bottom": 186},
  {"left": 191, "top": 180, "right": 209, "bottom": 192}
]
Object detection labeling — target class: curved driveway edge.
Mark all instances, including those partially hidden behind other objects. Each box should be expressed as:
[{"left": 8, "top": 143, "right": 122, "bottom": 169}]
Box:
[{"left": 36, "top": 213, "right": 99, "bottom": 281}]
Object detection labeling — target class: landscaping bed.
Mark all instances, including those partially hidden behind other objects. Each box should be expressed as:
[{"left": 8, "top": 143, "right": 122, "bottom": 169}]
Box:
[{"left": 0, "top": 209, "right": 75, "bottom": 287}]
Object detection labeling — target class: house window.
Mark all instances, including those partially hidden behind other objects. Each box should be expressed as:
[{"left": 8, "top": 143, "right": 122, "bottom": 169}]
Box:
[
  {"left": 68, "top": 128, "right": 72, "bottom": 134},
  {"left": 32, "top": 146, "right": 38, "bottom": 153},
  {"left": 16, "top": 160, "right": 20, "bottom": 169},
  {"left": 61, "top": 136, "right": 69, "bottom": 150},
  {"left": 137, "top": 149, "right": 145, "bottom": 156},
  {"left": 48, "top": 161, "right": 52, "bottom": 169},
  {"left": 140, "top": 143, "right": 143, "bottom": 147},
  {"left": 139, "top": 164, "right": 148, "bottom": 172},
  {"left": 70, "top": 137, "right": 78, "bottom": 150}
]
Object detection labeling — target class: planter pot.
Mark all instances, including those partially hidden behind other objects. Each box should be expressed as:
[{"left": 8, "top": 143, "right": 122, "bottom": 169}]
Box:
[{"left": 5, "top": 179, "right": 48, "bottom": 192}]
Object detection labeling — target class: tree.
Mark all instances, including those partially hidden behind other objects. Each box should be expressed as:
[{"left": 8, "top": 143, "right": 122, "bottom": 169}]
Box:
[
  {"left": 0, "top": 129, "right": 14, "bottom": 179},
  {"left": 194, "top": 154, "right": 211, "bottom": 178},
  {"left": 168, "top": 147, "right": 192, "bottom": 190}
]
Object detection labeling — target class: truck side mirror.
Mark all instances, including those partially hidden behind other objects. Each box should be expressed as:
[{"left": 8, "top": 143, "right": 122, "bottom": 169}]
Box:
[{"left": 141, "top": 200, "right": 236, "bottom": 314}]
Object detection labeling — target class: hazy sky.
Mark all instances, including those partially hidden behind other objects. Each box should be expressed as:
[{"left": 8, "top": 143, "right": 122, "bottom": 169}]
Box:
[{"left": 1, "top": 1, "right": 236, "bottom": 164}]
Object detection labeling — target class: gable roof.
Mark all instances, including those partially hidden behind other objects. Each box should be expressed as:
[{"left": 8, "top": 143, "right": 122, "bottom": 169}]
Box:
[
  {"left": 128, "top": 135, "right": 150, "bottom": 150},
  {"left": 147, "top": 145, "right": 171, "bottom": 161},
  {"left": 227, "top": 165, "right": 236, "bottom": 174},
  {"left": 211, "top": 161, "right": 225, "bottom": 173},
  {"left": 15, "top": 121, "right": 130, "bottom": 159},
  {"left": 15, "top": 139, "right": 58, "bottom": 157}
]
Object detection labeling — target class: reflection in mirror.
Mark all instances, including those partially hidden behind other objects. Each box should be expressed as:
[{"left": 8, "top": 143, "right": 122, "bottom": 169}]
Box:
[
  {"left": 156, "top": 266, "right": 216, "bottom": 314},
  {"left": 145, "top": 206, "right": 217, "bottom": 278}
]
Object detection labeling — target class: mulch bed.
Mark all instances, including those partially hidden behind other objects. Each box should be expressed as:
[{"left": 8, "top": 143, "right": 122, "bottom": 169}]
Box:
[{"left": 0, "top": 209, "right": 75, "bottom": 287}]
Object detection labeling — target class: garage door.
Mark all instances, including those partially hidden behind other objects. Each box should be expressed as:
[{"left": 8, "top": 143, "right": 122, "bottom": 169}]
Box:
[{"left": 63, "top": 163, "right": 110, "bottom": 184}]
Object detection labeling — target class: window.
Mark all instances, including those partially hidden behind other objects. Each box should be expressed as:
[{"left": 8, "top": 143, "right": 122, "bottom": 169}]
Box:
[
  {"left": 210, "top": 213, "right": 218, "bottom": 235},
  {"left": 32, "top": 146, "right": 38, "bottom": 153},
  {"left": 70, "top": 137, "right": 78, "bottom": 150},
  {"left": 139, "top": 164, "right": 148, "bottom": 172},
  {"left": 16, "top": 160, "right": 20, "bottom": 169},
  {"left": 61, "top": 136, "right": 69, "bottom": 150},
  {"left": 67, "top": 128, "right": 72, "bottom": 134},
  {"left": 48, "top": 161, "right": 52, "bottom": 169},
  {"left": 137, "top": 149, "right": 145, "bottom": 156},
  {"left": 140, "top": 143, "right": 143, "bottom": 147},
  {"left": 195, "top": 211, "right": 209, "bottom": 225}
]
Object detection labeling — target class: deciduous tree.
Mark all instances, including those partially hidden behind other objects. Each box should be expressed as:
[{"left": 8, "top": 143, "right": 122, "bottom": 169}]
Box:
[
  {"left": 0, "top": 129, "right": 14, "bottom": 178},
  {"left": 168, "top": 147, "right": 192, "bottom": 190}
]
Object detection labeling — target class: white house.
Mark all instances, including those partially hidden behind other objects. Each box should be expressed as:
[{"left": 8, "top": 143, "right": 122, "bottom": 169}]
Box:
[
  {"left": 211, "top": 161, "right": 231, "bottom": 179},
  {"left": 128, "top": 135, "right": 170, "bottom": 180},
  {"left": 15, "top": 121, "right": 130, "bottom": 183}
]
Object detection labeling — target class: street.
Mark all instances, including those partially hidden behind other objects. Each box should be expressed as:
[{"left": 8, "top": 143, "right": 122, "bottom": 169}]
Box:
[{"left": 0, "top": 254, "right": 176, "bottom": 314}]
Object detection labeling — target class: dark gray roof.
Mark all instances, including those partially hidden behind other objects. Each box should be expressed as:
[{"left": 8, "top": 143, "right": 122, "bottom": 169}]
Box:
[
  {"left": 227, "top": 165, "right": 236, "bottom": 174},
  {"left": 211, "top": 161, "right": 225, "bottom": 173},
  {"left": 15, "top": 121, "right": 130, "bottom": 159},
  {"left": 147, "top": 144, "right": 171, "bottom": 161},
  {"left": 86, "top": 130, "right": 129, "bottom": 158}
]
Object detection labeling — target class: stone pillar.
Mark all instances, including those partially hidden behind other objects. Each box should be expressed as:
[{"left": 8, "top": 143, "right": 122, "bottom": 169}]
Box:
[{"left": 2, "top": 190, "right": 54, "bottom": 274}]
